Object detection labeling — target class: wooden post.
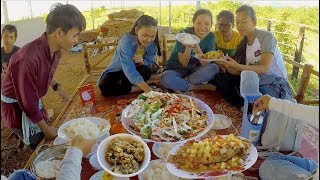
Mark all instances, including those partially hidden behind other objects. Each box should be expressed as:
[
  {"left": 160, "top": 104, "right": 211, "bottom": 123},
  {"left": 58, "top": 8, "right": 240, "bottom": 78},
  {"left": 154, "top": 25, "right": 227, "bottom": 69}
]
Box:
[
  {"left": 2, "top": 1, "right": 9, "bottom": 23},
  {"left": 169, "top": 1, "right": 172, "bottom": 34},
  {"left": 83, "top": 43, "right": 91, "bottom": 74},
  {"left": 296, "top": 64, "right": 313, "bottom": 103},
  {"left": 291, "top": 26, "right": 305, "bottom": 79},
  {"left": 91, "top": 0, "right": 95, "bottom": 29},
  {"left": 161, "top": 34, "right": 168, "bottom": 66},
  {"left": 267, "top": 20, "right": 272, "bottom": 32}
]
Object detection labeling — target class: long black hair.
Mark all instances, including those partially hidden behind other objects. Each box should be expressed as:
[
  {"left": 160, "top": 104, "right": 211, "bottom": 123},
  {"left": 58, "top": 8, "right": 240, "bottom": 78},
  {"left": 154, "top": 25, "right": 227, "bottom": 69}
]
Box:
[
  {"left": 235, "top": 36, "right": 247, "bottom": 65},
  {"left": 129, "top": 15, "right": 161, "bottom": 56},
  {"left": 234, "top": 5, "right": 257, "bottom": 65},
  {"left": 192, "top": 9, "right": 213, "bottom": 24}
]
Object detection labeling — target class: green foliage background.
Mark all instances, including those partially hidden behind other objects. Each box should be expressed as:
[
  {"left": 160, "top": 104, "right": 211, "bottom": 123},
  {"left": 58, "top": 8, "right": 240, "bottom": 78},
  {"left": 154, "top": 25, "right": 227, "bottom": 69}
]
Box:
[{"left": 46, "top": 0, "right": 320, "bottom": 100}]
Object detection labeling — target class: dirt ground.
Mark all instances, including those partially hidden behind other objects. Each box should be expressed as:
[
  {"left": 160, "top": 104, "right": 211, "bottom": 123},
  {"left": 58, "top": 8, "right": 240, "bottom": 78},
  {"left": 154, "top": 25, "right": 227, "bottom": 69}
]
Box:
[{"left": 1, "top": 50, "right": 113, "bottom": 176}]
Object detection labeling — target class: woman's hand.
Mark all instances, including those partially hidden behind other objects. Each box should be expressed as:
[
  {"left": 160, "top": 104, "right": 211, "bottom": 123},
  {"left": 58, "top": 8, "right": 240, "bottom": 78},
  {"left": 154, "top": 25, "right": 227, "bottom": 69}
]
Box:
[
  {"left": 253, "top": 95, "right": 271, "bottom": 113},
  {"left": 132, "top": 55, "right": 144, "bottom": 65}
]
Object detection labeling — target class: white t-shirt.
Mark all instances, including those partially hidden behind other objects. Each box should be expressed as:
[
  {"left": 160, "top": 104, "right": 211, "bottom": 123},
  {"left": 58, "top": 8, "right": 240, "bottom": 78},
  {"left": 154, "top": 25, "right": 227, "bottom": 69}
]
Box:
[{"left": 245, "top": 29, "right": 288, "bottom": 79}]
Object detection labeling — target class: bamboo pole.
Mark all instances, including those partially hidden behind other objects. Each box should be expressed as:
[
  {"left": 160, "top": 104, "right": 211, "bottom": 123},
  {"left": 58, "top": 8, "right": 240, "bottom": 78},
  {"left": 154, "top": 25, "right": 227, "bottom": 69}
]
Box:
[
  {"left": 161, "top": 34, "right": 167, "bottom": 66},
  {"left": 82, "top": 43, "right": 91, "bottom": 74}
]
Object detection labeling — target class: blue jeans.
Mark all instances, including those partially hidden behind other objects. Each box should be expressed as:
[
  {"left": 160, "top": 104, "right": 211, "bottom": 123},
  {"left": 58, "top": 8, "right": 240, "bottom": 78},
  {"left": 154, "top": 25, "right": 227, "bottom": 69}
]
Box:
[
  {"left": 259, "top": 86, "right": 281, "bottom": 98},
  {"left": 259, "top": 154, "right": 318, "bottom": 180},
  {"left": 161, "top": 63, "right": 219, "bottom": 91},
  {"left": 7, "top": 169, "right": 36, "bottom": 180}
]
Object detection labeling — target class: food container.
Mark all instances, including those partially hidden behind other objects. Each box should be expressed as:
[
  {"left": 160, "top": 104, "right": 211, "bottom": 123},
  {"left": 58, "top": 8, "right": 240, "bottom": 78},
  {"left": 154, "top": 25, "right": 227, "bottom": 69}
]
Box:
[
  {"left": 79, "top": 84, "right": 96, "bottom": 106},
  {"left": 97, "top": 134, "right": 151, "bottom": 178},
  {"left": 240, "top": 71, "right": 264, "bottom": 146},
  {"left": 30, "top": 144, "right": 68, "bottom": 179}
]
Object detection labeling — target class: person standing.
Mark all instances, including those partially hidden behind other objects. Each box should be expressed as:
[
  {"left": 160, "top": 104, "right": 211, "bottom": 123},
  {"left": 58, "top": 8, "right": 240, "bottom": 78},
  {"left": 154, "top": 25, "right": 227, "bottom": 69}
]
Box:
[{"left": 1, "top": 3, "right": 86, "bottom": 150}]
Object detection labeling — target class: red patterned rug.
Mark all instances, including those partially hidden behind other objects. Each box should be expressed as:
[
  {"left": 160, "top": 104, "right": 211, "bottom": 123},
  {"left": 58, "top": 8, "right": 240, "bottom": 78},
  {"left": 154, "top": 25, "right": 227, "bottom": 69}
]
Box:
[
  {"left": 73, "top": 85, "right": 318, "bottom": 180},
  {"left": 4, "top": 71, "right": 317, "bottom": 179}
]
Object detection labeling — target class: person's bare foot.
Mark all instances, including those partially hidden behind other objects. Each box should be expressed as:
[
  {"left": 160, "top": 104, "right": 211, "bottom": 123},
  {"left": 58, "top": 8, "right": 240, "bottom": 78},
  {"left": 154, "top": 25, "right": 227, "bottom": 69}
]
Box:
[{"left": 189, "top": 84, "right": 216, "bottom": 91}]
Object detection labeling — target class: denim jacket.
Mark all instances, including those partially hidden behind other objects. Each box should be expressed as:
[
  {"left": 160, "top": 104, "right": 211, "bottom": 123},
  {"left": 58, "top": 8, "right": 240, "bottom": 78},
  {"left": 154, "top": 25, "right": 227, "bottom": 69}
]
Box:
[{"left": 99, "top": 33, "right": 157, "bottom": 85}]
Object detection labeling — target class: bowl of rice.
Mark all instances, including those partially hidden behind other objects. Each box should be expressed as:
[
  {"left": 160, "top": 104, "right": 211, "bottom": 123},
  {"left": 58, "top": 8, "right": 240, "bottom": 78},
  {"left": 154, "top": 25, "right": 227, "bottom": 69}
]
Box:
[
  {"left": 138, "top": 159, "right": 179, "bottom": 180},
  {"left": 58, "top": 117, "right": 110, "bottom": 141},
  {"left": 97, "top": 133, "right": 151, "bottom": 178},
  {"left": 30, "top": 144, "right": 68, "bottom": 179}
]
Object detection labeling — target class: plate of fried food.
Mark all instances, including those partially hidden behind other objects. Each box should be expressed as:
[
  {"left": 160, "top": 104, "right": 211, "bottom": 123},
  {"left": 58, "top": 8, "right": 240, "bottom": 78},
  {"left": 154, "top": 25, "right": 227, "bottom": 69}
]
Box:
[
  {"left": 195, "top": 50, "right": 226, "bottom": 62},
  {"left": 121, "top": 91, "right": 214, "bottom": 143},
  {"left": 166, "top": 134, "right": 258, "bottom": 179}
]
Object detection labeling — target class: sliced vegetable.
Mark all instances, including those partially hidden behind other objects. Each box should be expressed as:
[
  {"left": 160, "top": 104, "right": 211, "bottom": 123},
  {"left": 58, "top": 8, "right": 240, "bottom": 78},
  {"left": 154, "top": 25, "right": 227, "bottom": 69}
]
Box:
[{"left": 138, "top": 94, "right": 148, "bottom": 100}]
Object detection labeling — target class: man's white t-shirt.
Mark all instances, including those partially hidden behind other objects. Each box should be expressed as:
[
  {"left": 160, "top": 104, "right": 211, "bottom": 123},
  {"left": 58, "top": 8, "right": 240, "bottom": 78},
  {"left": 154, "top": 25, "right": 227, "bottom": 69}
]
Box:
[{"left": 245, "top": 29, "right": 288, "bottom": 79}]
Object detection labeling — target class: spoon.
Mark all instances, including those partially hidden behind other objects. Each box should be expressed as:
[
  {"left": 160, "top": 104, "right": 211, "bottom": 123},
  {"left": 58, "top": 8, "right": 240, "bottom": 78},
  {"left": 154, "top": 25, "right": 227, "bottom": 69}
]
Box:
[{"left": 250, "top": 110, "right": 263, "bottom": 125}]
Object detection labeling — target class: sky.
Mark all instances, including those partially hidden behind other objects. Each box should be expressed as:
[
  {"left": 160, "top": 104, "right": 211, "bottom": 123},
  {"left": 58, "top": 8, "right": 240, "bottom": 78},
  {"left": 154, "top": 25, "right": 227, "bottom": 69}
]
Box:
[{"left": 1, "top": 0, "right": 319, "bottom": 24}]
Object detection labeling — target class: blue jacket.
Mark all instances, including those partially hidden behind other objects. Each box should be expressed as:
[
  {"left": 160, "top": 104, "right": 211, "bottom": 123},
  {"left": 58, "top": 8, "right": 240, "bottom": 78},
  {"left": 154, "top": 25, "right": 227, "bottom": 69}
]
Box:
[{"left": 99, "top": 33, "right": 157, "bottom": 85}]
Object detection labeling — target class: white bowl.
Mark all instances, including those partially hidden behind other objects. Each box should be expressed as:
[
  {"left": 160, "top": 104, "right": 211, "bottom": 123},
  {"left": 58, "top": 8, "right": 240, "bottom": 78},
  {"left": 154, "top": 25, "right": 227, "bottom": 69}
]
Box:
[
  {"left": 97, "top": 133, "right": 151, "bottom": 178},
  {"left": 89, "top": 153, "right": 103, "bottom": 170},
  {"left": 57, "top": 117, "right": 110, "bottom": 141}
]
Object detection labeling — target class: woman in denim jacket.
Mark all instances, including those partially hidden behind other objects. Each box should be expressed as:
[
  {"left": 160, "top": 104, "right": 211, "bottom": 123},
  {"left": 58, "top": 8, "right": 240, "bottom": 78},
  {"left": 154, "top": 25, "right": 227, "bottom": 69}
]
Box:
[{"left": 98, "top": 15, "right": 160, "bottom": 96}]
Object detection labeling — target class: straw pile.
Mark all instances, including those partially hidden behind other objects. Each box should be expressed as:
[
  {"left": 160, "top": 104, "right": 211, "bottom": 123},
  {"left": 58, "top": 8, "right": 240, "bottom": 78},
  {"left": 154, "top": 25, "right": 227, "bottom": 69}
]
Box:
[{"left": 100, "top": 9, "right": 144, "bottom": 37}]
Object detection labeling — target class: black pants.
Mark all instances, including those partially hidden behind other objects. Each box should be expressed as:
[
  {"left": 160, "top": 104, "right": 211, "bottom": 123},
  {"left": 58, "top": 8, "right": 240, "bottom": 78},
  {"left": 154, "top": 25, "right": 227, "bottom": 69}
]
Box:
[
  {"left": 12, "top": 128, "right": 44, "bottom": 150},
  {"left": 210, "top": 73, "right": 244, "bottom": 109},
  {"left": 98, "top": 65, "right": 151, "bottom": 96}
]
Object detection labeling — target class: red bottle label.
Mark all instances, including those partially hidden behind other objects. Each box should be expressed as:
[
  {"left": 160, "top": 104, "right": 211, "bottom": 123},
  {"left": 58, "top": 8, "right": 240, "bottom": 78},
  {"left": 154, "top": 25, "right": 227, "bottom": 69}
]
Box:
[{"left": 79, "top": 84, "right": 96, "bottom": 106}]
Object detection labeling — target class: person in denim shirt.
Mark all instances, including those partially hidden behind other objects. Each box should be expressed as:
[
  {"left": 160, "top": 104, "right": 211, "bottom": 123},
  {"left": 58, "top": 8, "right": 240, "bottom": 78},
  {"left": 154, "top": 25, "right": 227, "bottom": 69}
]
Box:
[
  {"left": 98, "top": 15, "right": 160, "bottom": 96},
  {"left": 161, "top": 9, "right": 219, "bottom": 92}
]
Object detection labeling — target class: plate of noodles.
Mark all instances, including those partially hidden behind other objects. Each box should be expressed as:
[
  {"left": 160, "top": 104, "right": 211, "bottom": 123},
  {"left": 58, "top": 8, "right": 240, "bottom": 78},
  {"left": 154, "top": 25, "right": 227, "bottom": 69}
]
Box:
[{"left": 121, "top": 91, "right": 214, "bottom": 143}]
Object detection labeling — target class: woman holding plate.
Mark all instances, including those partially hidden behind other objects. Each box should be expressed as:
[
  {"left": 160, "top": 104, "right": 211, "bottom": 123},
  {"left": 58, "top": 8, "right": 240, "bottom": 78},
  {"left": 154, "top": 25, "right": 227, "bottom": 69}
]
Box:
[{"left": 161, "top": 9, "right": 219, "bottom": 92}]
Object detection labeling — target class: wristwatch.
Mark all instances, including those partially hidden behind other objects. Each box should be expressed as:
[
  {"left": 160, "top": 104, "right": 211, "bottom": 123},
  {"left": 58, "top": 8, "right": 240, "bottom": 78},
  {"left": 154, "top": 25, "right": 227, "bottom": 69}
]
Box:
[{"left": 52, "top": 83, "right": 60, "bottom": 91}]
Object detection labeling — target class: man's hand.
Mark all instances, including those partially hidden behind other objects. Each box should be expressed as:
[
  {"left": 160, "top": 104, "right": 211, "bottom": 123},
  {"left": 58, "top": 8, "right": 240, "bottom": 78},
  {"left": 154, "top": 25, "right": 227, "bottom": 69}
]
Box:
[
  {"left": 56, "top": 87, "right": 70, "bottom": 101},
  {"left": 218, "top": 64, "right": 226, "bottom": 73},
  {"left": 215, "top": 56, "right": 239, "bottom": 69},
  {"left": 44, "top": 126, "right": 58, "bottom": 140},
  {"left": 132, "top": 55, "right": 144, "bottom": 65},
  {"left": 70, "top": 135, "right": 96, "bottom": 156},
  {"left": 253, "top": 95, "right": 271, "bottom": 113}
]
